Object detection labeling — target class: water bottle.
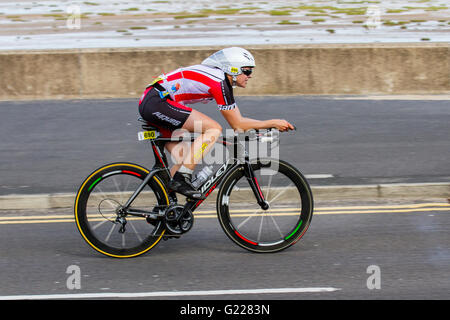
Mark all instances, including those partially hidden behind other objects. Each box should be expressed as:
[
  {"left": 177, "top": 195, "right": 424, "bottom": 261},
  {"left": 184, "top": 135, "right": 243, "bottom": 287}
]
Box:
[{"left": 192, "top": 165, "right": 213, "bottom": 189}]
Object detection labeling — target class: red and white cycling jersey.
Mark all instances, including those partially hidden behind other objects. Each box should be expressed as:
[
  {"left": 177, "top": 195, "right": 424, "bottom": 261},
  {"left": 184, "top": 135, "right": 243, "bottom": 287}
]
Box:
[{"left": 150, "top": 64, "right": 236, "bottom": 111}]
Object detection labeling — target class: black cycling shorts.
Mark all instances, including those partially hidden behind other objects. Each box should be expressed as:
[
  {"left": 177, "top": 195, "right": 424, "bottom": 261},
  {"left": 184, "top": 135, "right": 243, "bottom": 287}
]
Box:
[{"left": 138, "top": 86, "right": 192, "bottom": 132}]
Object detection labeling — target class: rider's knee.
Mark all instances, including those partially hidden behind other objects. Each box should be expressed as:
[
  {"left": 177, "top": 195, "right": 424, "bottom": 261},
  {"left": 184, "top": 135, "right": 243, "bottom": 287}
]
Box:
[{"left": 206, "top": 121, "right": 222, "bottom": 137}]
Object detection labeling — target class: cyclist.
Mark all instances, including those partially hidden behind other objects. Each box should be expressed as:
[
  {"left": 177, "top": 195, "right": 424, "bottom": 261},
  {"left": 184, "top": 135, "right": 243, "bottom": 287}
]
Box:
[{"left": 138, "top": 47, "right": 294, "bottom": 199}]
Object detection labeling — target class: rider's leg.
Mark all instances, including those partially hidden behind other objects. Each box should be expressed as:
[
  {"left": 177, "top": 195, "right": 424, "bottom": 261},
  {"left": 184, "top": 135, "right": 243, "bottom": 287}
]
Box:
[
  {"left": 165, "top": 109, "right": 222, "bottom": 176},
  {"left": 165, "top": 139, "right": 188, "bottom": 177},
  {"left": 180, "top": 109, "right": 222, "bottom": 170},
  {"left": 168, "top": 110, "right": 222, "bottom": 199}
]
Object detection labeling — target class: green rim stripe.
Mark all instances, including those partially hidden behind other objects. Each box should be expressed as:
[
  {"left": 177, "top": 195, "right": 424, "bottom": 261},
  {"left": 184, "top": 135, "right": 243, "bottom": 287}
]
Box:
[
  {"left": 285, "top": 220, "right": 303, "bottom": 240},
  {"left": 88, "top": 177, "right": 102, "bottom": 191}
]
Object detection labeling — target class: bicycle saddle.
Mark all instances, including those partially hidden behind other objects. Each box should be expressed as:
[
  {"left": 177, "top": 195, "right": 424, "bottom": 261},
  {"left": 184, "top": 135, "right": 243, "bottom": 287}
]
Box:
[{"left": 138, "top": 117, "right": 159, "bottom": 132}]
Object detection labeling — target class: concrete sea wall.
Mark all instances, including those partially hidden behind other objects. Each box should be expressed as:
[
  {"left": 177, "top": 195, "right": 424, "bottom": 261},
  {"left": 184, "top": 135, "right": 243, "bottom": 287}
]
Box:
[{"left": 0, "top": 43, "right": 448, "bottom": 100}]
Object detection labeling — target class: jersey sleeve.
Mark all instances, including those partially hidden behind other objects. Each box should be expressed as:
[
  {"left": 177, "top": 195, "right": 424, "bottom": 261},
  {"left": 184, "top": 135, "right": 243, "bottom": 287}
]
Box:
[{"left": 210, "top": 78, "right": 236, "bottom": 111}]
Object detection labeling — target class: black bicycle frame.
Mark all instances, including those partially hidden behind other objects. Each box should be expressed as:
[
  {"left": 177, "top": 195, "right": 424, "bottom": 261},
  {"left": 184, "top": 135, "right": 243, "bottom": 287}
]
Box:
[{"left": 123, "top": 131, "right": 268, "bottom": 217}]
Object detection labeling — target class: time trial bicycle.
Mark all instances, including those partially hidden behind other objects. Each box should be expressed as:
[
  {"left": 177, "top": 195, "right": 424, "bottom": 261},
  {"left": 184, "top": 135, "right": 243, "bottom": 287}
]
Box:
[{"left": 74, "top": 118, "right": 313, "bottom": 258}]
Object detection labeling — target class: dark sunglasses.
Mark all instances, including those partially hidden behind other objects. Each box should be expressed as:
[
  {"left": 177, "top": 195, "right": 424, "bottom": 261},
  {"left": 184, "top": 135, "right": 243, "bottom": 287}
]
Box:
[{"left": 241, "top": 68, "right": 253, "bottom": 76}]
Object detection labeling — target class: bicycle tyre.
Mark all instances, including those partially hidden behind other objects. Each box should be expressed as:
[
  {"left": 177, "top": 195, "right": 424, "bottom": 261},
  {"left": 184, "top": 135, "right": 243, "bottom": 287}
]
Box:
[
  {"left": 74, "top": 162, "right": 169, "bottom": 258},
  {"left": 216, "top": 158, "right": 313, "bottom": 253}
]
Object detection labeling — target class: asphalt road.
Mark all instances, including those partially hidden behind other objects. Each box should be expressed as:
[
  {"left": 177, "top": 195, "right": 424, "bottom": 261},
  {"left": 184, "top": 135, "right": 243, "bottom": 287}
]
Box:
[
  {"left": 1, "top": 96, "right": 450, "bottom": 196},
  {"left": 1, "top": 96, "right": 449, "bottom": 305},
  {"left": 0, "top": 200, "right": 449, "bottom": 301}
]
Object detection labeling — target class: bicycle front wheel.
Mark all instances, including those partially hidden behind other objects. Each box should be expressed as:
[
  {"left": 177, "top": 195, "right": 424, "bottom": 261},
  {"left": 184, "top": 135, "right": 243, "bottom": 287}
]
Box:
[
  {"left": 217, "top": 159, "right": 313, "bottom": 253},
  {"left": 75, "top": 163, "right": 170, "bottom": 258}
]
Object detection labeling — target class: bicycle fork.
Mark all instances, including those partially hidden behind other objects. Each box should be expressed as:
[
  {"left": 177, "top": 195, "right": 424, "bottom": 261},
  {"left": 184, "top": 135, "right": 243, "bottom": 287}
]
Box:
[{"left": 243, "top": 161, "right": 269, "bottom": 210}]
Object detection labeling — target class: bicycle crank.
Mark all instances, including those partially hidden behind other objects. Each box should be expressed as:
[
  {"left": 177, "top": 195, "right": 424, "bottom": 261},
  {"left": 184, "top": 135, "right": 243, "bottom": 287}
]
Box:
[{"left": 164, "top": 204, "right": 194, "bottom": 235}]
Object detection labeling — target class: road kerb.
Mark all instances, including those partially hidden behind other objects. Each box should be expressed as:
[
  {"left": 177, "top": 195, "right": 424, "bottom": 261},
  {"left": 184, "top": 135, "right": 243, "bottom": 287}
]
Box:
[{"left": 0, "top": 182, "right": 449, "bottom": 211}]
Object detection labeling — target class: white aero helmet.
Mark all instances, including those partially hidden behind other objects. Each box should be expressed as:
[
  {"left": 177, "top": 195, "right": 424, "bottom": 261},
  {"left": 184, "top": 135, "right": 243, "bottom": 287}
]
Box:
[{"left": 201, "top": 47, "right": 255, "bottom": 76}]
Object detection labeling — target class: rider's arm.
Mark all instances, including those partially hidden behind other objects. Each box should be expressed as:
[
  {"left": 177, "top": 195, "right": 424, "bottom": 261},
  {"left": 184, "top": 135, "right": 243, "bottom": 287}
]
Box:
[{"left": 220, "top": 106, "right": 293, "bottom": 132}]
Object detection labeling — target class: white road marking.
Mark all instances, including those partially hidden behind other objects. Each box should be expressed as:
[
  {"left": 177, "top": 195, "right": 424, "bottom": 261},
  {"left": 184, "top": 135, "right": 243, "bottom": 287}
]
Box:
[
  {"left": 0, "top": 287, "right": 340, "bottom": 300},
  {"left": 305, "top": 174, "right": 334, "bottom": 179},
  {"left": 332, "top": 95, "right": 450, "bottom": 100}
]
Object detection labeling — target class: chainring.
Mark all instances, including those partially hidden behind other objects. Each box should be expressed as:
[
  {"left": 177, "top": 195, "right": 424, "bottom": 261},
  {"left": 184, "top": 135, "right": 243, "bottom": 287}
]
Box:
[{"left": 164, "top": 204, "right": 194, "bottom": 235}]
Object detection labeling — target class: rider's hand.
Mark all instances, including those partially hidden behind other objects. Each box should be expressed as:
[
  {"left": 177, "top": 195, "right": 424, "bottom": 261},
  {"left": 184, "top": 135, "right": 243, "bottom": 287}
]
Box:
[{"left": 271, "top": 119, "right": 295, "bottom": 132}]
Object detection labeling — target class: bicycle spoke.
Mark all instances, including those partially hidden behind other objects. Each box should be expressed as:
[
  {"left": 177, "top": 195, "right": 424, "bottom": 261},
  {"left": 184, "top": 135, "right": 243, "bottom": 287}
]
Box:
[
  {"left": 267, "top": 183, "right": 294, "bottom": 204},
  {"left": 93, "top": 185, "right": 120, "bottom": 209},
  {"left": 92, "top": 215, "right": 115, "bottom": 230},
  {"left": 123, "top": 175, "right": 133, "bottom": 197},
  {"left": 112, "top": 176, "right": 123, "bottom": 204},
  {"left": 128, "top": 220, "right": 143, "bottom": 242},
  {"left": 269, "top": 214, "right": 284, "bottom": 238},
  {"left": 105, "top": 223, "right": 116, "bottom": 242},
  {"left": 263, "top": 174, "right": 273, "bottom": 200},
  {"left": 237, "top": 213, "right": 255, "bottom": 229},
  {"left": 257, "top": 213, "right": 265, "bottom": 242}
]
